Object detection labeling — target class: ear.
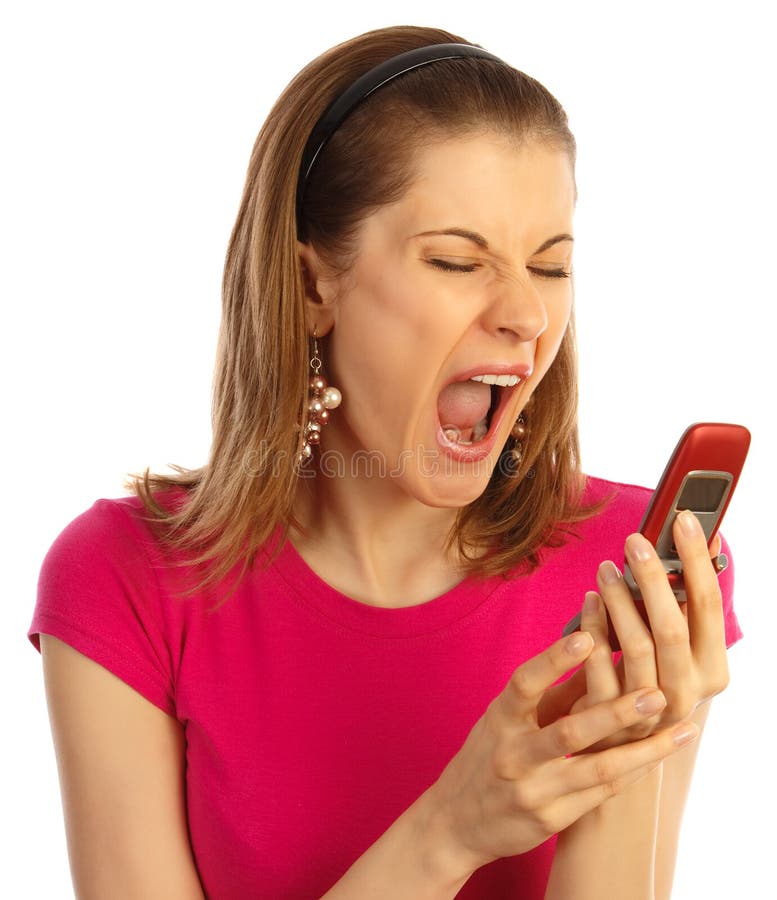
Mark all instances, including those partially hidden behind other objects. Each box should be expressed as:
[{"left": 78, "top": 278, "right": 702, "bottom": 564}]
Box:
[{"left": 296, "top": 240, "right": 338, "bottom": 337}]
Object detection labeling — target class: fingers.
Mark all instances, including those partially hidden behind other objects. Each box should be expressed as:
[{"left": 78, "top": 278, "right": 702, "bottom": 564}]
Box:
[
  {"left": 595, "top": 558, "right": 658, "bottom": 694},
  {"left": 541, "top": 720, "right": 699, "bottom": 825},
  {"left": 497, "top": 633, "right": 595, "bottom": 726},
  {"left": 580, "top": 591, "right": 620, "bottom": 704},
  {"left": 520, "top": 687, "right": 668, "bottom": 766},
  {"left": 672, "top": 512, "right": 729, "bottom": 691},
  {"left": 615, "top": 515, "right": 728, "bottom": 715},
  {"left": 623, "top": 534, "right": 693, "bottom": 698}
]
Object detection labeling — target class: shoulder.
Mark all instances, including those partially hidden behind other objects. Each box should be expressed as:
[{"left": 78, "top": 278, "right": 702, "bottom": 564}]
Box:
[
  {"left": 575, "top": 473, "right": 654, "bottom": 537},
  {"left": 34, "top": 490, "right": 171, "bottom": 588},
  {"left": 41, "top": 487, "right": 188, "bottom": 567},
  {"left": 44, "top": 494, "right": 149, "bottom": 551},
  {"left": 581, "top": 473, "right": 653, "bottom": 509},
  {"left": 28, "top": 489, "right": 192, "bottom": 716}
]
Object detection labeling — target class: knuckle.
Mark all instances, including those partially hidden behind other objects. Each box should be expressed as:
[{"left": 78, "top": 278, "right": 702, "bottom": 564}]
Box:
[
  {"left": 657, "top": 622, "right": 689, "bottom": 648},
  {"left": 510, "top": 778, "right": 539, "bottom": 812},
  {"left": 553, "top": 715, "right": 581, "bottom": 755},
  {"left": 625, "top": 637, "right": 655, "bottom": 661},
  {"left": 532, "top": 807, "right": 558, "bottom": 838},
  {"left": 589, "top": 644, "right": 613, "bottom": 665},
  {"left": 593, "top": 754, "right": 616, "bottom": 785},
  {"left": 627, "top": 720, "right": 654, "bottom": 739},
  {"left": 613, "top": 701, "right": 637, "bottom": 730},
  {"left": 509, "top": 666, "right": 534, "bottom": 702},
  {"left": 605, "top": 776, "right": 625, "bottom": 799}
]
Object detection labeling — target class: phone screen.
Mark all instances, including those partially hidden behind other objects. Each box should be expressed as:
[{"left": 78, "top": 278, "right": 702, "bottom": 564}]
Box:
[{"left": 675, "top": 475, "right": 730, "bottom": 513}]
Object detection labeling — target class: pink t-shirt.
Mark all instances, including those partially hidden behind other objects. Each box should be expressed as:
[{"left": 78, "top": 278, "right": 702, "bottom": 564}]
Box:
[{"left": 27, "top": 475, "right": 742, "bottom": 899}]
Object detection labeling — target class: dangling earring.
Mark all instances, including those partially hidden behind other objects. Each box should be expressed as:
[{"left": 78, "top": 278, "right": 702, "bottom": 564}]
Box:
[
  {"left": 296, "top": 326, "right": 342, "bottom": 467},
  {"left": 504, "top": 412, "right": 528, "bottom": 477}
]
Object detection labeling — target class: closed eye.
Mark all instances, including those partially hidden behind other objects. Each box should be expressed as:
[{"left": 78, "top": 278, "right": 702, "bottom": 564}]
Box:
[
  {"left": 428, "top": 259, "right": 479, "bottom": 273},
  {"left": 428, "top": 259, "right": 571, "bottom": 279},
  {"left": 530, "top": 267, "right": 571, "bottom": 279}
]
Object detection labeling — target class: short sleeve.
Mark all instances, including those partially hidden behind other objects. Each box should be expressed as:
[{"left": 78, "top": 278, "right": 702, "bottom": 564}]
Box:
[
  {"left": 717, "top": 531, "right": 742, "bottom": 649},
  {"left": 27, "top": 499, "right": 177, "bottom": 717}
]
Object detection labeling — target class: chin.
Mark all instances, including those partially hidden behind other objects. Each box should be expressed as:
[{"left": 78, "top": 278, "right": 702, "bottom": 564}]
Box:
[{"left": 404, "top": 464, "right": 495, "bottom": 509}]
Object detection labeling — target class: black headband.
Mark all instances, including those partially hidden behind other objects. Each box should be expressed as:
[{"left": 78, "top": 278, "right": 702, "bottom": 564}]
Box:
[{"left": 295, "top": 42, "right": 509, "bottom": 236}]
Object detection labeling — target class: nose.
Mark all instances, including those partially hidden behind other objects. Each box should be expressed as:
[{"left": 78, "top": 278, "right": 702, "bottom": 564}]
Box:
[{"left": 482, "top": 272, "right": 548, "bottom": 343}]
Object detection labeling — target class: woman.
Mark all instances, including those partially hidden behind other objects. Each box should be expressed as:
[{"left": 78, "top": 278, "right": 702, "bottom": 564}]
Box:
[{"left": 28, "top": 24, "right": 740, "bottom": 900}]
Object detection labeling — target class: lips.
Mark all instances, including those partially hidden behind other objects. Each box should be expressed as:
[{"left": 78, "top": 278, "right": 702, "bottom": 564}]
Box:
[{"left": 439, "top": 362, "right": 534, "bottom": 391}]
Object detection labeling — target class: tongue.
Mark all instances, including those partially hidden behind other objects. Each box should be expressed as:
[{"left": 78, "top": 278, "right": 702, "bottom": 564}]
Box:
[{"left": 437, "top": 380, "right": 492, "bottom": 431}]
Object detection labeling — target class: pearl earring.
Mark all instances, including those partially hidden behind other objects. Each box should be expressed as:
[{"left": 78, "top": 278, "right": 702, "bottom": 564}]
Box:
[{"left": 296, "top": 327, "right": 342, "bottom": 467}]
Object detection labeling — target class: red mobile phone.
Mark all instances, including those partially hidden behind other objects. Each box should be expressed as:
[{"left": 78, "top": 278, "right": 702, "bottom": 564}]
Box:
[{"left": 562, "top": 422, "right": 750, "bottom": 650}]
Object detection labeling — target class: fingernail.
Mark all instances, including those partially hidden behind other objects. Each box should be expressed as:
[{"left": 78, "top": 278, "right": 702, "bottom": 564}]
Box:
[
  {"left": 625, "top": 533, "right": 653, "bottom": 563},
  {"left": 672, "top": 723, "right": 699, "bottom": 746},
  {"left": 582, "top": 592, "right": 600, "bottom": 616},
  {"left": 566, "top": 632, "right": 593, "bottom": 655},
  {"left": 598, "top": 561, "right": 621, "bottom": 585},
  {"left": 634, "top": 690, "right": 666, "bottom": 715},
  {"left": 678, "top": 509, "right": 703, "bottom": 537}
]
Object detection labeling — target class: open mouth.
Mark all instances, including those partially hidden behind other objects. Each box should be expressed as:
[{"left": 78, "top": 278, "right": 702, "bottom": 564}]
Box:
[
  {"left": 443, "top": 383, "right": 500, "bottom": 445},
  {"left": 434, "top": 365, "right": 531, "bottom": 462},
  {"left": 438, "top": 381, "right": 518, "bottom": 449}
]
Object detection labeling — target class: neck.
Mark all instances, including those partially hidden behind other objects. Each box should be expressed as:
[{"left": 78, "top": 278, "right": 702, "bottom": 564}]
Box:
[{"left": 289, "top": 459, "right": 469, "bottom": 607}]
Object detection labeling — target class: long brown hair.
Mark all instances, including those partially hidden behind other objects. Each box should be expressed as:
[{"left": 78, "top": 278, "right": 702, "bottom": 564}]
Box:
[{"left": 125, "top": 24, "right": 601, "bottom": 606}]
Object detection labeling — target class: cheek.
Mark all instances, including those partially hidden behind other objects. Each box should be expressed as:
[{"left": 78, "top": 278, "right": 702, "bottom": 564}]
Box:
[
  {"left": 337, "top": 269, "right": 453, "bottom": 368},
  {"left": 332, "top": 281, "right": 438, "bottom": 412},
  {"left": 534, "top": 292, "right": 573, "bottom": 378}
]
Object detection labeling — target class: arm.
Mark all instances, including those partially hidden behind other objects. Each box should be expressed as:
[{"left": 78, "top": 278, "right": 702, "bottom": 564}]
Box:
[
  {"left": 319, "top": 790, "right": 472, "bottom": 900},
  {"left": 321, "top": 636, "right": 695, "bottom": 899},
  {"left": 544, "top": 701, "right": 709, "bottom": 900},
  {"left": 40, "top": 634, "right": 207, "bottom": 900},
  {"left": 544, "top": 761, "right": 663, "bottom": 900},
  {"left": 545, "top": 511, "right": 727, "bottom": 900},
  {"left": 654, "top": 701, "right": 711, "bottom": 899}
]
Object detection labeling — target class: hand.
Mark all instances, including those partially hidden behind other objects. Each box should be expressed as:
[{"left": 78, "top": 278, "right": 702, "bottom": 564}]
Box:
[
  {"left": 426, "top": 632, "right": 699, "bottom": 875},
  {"left": 571, "top": 511, "right": 730, "bottom": 749}
]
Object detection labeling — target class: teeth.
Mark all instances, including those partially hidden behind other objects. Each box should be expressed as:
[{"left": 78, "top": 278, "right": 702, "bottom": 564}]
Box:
[
  {"left": 444, "top": 416, "right": 489, "bottom": 446},
  {"left": 469, "top": 374, "right": 521, "bottom": 386},
  {"left": 472, "top": 418, "right": 488, "bottom": 442}
]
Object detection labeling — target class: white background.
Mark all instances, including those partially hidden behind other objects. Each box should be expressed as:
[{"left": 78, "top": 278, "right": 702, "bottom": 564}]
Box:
[{"left": 2, "top": 1, "right": 773, "bottom": 897}]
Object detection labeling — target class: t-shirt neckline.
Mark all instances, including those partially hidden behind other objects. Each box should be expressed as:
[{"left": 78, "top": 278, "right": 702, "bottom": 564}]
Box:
[{"left": 261, "top": 526, "right": 508, "bottom": 637}]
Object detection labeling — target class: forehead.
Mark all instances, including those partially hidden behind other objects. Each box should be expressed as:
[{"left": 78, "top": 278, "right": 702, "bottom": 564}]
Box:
[{"left": 369, "top": 133, "right": 575, "bottom": 248}]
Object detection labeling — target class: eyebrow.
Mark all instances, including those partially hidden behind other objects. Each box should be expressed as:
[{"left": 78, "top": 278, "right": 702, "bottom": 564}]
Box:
[{"left": 412, "top": 227, "right": 574, "bottom": 255}]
